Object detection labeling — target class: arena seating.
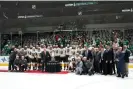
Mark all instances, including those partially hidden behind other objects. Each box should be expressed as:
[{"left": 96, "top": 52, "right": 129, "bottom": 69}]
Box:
[{"left": 1, "top": 29, "right": 133, "bottom": 56}]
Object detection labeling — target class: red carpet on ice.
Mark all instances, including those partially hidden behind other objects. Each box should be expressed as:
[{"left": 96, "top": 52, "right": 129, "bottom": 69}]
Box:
[{"left": 0, "top": 70, "right": 69, "bottom": 74}]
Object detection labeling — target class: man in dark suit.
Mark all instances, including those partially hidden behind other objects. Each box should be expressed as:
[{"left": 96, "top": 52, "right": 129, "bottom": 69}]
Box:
[
  {"left": 93, "top": 48, "right": 101, "bottom": 73},
  {"left": 82, "top": 46, "right": 92, "bottom": 60},
  {"left": 103, "top": 45, "right": 109, "bottom": 75},
  {"left": 123, "top": 45, "right": 130, "bottom": 77},
  {"left": 107, "top": 47, "right": 114, "bottom": 75},
  {"left": 8, "top": 48, "right": 17, "bottom": 71},
  {"left": 41, "top": 48, "right": 51, "bottom": 72}
]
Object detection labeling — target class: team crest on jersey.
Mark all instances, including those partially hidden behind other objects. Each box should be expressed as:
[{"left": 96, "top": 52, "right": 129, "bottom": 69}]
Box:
[
  {"left": 67, "top": 49, "right": 69, "bottom": 52},
  {"left": 61, "top": 51, "right": 63, "bottom": 54},
  {"left": 56, "top": 50, "right": 58, "bottom": 53},
  {"left": 77, "top": 51, "right": 81, "bottom": 54}
]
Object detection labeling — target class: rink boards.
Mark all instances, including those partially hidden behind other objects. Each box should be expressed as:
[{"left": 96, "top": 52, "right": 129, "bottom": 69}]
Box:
[{"left": 0, "top": 56, "right": 133, "bottom": 69}]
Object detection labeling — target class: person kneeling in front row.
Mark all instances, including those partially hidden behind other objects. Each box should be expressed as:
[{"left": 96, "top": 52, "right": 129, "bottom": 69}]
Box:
[
  {"left": 75, "top": 57, "right": 83, "bottom": 75},
  {"left": 14, "top": 55, "right": 21, "bottom": 72},
  {"left": 20, "top": 56, "right": 27, "bottom": 72},
  {"left": 82, "top": 57, "right": 94, "bottom": 75}
]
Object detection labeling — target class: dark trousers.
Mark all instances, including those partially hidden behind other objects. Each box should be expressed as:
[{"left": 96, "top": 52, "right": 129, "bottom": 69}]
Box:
[
  {"left": 103, "top": 61, "right": 108, "bottom": 75},
  {"left": 60, "top": 57, "right": 65, "bottom": 62},
  {"left": 8, "top": 60, "right": 14, "bottom": 71},
  {"left": 14, "top": 65, "right": 20, "bottom": 72},
  {"left": 117, "top": 61, "right": 125, "bottom": 77},
  {"left": 41, "top": 61, "right": 47, "bottom": 72},
  {"left": 107, "top": 62, "right": 113, "bottom": 75},
  {"left": 20, "top": 65, "right": 27, "bottom": 72},
  {"left": 55, "top": 56, "right": 60, "bottom": 62},
  {"left": 41, "top": 62, "right": 45, "bottom": 72},
  {"left": 82, "top": 67, "right": 88, "bottom": 74},
  {"left": 100, "top": 60, "right": 104, "bottom": 73},
  {"left": 65, "top": 55, "right": 69, "bottom": 62},
  {"left": 112, "top": 62, "right": 116, "bottom": 74},
  {"left": 94, "top": 61, "right": 100, "bottom": 73}
]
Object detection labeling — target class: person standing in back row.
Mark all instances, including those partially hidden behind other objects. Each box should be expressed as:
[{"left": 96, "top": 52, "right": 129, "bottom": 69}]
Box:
[
  {"left": 123, "top": 45, "right": 130, "bottom": 77},
  {"left": 117, "top": 47, "right": 125, "bottom": 78},
  {"left": 41, "top": 48, "right": 51, "bottom": 72},
  {"left": 8, "top": 48, "right": 17, "bottom": 71}
]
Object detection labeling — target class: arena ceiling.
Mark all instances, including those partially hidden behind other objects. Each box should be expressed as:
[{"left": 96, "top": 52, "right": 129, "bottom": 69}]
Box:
[{"left": 0, "top": 1, "right": 133, "bottom": 31}]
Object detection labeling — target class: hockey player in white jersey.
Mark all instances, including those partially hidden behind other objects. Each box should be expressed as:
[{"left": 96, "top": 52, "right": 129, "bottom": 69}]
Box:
[
  {"left": 71, "top": 47, "right": 76, "bottom": 56},
  {"left": 31, "top": 47, "right": 37, "bottom": 70},
  {"left": 54, "top": 45, "right": 60, "bottom": 62},
  {"left": 60, "top": 45, "right": 66, "bottom": 62},
  {"left": 26, "top": 47, "right": 32, "bottom": 70},
  {"left": 76, "top": 45, "right": 83, "bottom": 55},
  {"left": 65, "top": 44, "right": 72, "bottom": 62},
  {"left": 36, "top": 47, "right": 42, "bottom": 70}
]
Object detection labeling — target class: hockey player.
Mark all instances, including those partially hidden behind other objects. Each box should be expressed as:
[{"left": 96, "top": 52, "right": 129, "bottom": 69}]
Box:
[
  {"left": 60, "top": 45, "right": 66, "bottom": 62},
  {"left": 27, "top": 46, "right": 32, "bottom": 70},
  {"left": 19, "top": 48, "right": 26, "bottom": 57},
  {"left": 65, "top": 44, "right": 72, "bottom": 62},
  {"left": 71, "top": 47, "right": 76, "bottom": 56},
  {"left": 54, "top": 45, "right": 60, "bottom": 62},
  {"left": 76, "top": 45, "right": 82, "bottom": 55},
  {"left": 36, "top": 47, "right": 42, "bottom": 70},
  {"left": 31, "top": 47, "right": 37, "bottom": 70}
]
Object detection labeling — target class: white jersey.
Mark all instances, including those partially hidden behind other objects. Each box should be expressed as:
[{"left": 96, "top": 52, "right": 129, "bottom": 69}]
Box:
[
  {"left": 36, "top": 50, "right": 41, "bottom": 59},
  {"left": 60, "top": 48, "right": 66, "bottom": 57},
  {"left": 31, "top": 50, "right": 36, "bottom": 59},
  {"left": 27, "top": 48, "right": 32, "bottom": 57},
  {"left": 24, "top": 49, "right": 28, "bottom": 56},
  {"left": 76, "top": 48, "right": 82, "bottom": 55},
  {"left": 71, "top": 49, "right": 76, "bottom": 56},
  {"left": 65, "top": 47, "right": 72, "bottom": 55},
  {"left": 54, "top": 48, "right": 60, "bottom": 56}
]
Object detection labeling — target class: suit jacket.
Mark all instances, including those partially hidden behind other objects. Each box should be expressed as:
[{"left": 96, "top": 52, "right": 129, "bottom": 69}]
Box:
[
  {"left": 94, "top": 51, "right": 101, "bottom": 62},
  {"left": 41, "top": 51, "right": 51, "bottom": 63},
  {"left": 103, "top": 50, "right": 108, "bottom": 62},
  {"left": 124, "top": 50, "right": 130, "bottom": 63},
  {"left": 107, "top": 48, "right": 114, "bottom": 62},
  {"left": 14, "top": 59, "right": 21, "bottom": 66},
  {"left": 9, "top": 51, "right": 17, "bottom": 61},
  {"left": 82, "top": 50, "right": 92, "bottom": 60}
]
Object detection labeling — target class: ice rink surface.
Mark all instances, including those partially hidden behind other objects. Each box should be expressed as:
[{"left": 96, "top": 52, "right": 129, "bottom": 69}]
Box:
[{"left": 0, "top": 69, "right": 133, "bottom": 89}]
